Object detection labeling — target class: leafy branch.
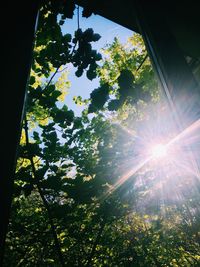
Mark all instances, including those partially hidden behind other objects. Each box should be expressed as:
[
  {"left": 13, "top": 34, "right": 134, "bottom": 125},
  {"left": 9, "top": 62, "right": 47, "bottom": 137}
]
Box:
[{"left": 24, "top": 117, "right": 65, "bottom": 267}]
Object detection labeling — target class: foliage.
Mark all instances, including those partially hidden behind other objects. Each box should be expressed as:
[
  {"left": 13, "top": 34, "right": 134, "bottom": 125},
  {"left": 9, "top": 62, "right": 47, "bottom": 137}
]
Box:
[
  {"left": 3, "top": 2, "right": 200, "bottom": 267},
  {"left": 88, "top": 34, "right": 159, "bottom": 113}
]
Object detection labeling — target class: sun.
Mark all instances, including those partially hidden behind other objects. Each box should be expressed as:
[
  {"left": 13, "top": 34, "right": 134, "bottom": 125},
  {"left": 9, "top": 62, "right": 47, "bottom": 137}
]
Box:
[{"left": 151, "top": 144, "right": 167, "bottom": 159}]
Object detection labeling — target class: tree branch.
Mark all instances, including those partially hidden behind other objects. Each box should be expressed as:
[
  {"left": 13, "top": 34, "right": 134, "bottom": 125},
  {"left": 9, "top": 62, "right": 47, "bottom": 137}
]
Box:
[
  {"left": 77, "top": 6, "right": 80, "bottom": 30},
  {"left": 136, "top": 53, "right": 148, "bottom": 71},
  {"left": 43, "top": 66, "right": 61, "bottom": 91},
  {"left": 24, "top": 117, "right": 65, "bottom": 267},
  {"left": 85, "top": 219, "right": 106, "bottom": 267}
]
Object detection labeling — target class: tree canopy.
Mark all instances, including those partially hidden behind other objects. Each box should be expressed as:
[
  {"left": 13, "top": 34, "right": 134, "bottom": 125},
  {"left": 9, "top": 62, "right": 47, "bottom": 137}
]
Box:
[{"left": 3, "top": 1, "right": 200, "bottom": 266}]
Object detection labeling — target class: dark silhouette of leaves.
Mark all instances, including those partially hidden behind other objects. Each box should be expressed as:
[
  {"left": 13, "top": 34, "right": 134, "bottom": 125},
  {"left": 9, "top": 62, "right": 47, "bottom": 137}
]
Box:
[
  {"left": 82, "top": 7, "right": 93, "bottom": 18},
  {"left": 63, "top": 0, "right": 76, "bottom": 19},
  {"left": 88, "top": 84, "right": 110, "bottom": 113}
]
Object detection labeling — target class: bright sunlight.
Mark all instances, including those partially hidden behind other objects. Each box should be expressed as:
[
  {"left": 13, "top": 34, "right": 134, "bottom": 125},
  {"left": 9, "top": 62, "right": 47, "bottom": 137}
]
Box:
[{"left": 151, "top": 143, "right": 167, "bottom": 159}]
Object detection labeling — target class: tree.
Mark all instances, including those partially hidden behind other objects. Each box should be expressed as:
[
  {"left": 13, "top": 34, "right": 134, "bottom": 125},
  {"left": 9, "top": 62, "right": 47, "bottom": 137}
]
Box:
[
  {"left": 3, "top": 2, "right": 200, "bottom": 266},
  {"left": 88, "top": 34, "right": 158, "bottom": 113}
]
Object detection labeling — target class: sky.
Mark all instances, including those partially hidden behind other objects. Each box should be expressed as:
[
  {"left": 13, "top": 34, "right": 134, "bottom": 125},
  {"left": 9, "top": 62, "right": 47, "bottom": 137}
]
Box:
[{"left": 60, "top": 7, "right": 134, "bottom": 115}]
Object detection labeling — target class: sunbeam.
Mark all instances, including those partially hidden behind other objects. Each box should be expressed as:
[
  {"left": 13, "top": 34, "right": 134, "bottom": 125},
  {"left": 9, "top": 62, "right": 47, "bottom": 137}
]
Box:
[
  {"left": 105, "top": 113, "right": 200, "bottom": 205},
  {"left": 167, "top": 118, "right": 200, "bottom": 147},
  {"left": 107, "top": 156, "right": 151, "bottom": 196}
]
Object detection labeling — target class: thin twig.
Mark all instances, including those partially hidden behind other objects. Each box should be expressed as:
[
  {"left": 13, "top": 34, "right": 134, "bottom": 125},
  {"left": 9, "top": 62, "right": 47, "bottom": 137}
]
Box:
[
  {"left": 136, "top": 53, "right": 148, "bottom": 71},
  {"left": 57, "top": 66, "right": 69, "bottom": 73},
  {"left": 32, "top": 66, "right": 61, "bottom": 105},
  {"left": 77, "top": 6, "right": 80, "bottom": 29},
  {"left": 43, "top": 66, "right": 61, "bottom": 91},
  {"left": 68, "top": 5, "right": 81, "bottom": 61},
  {"left": 37, "top": 116, "right": 49, "bottom": 121}
]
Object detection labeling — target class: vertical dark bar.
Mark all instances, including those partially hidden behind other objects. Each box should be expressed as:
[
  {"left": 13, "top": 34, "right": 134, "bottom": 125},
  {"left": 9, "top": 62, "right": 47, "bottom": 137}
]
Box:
[
  {"left": 133, "top": 0, "right": 200, "bottom": 128},
  {"left": 0, "top": 1, "right": 39, "bottom": 263}
]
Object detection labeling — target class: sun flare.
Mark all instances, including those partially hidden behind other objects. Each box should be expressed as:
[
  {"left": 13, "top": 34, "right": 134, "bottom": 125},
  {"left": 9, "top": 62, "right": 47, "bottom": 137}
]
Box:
[{"left": 151, "top": 144, "right": 167, "bottom": 159}]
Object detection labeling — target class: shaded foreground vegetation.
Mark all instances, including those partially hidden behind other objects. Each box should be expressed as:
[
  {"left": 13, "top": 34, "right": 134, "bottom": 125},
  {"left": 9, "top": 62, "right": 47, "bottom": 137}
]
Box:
[{"left": 4, "top": 1, "right": 200, "bottom": 266}]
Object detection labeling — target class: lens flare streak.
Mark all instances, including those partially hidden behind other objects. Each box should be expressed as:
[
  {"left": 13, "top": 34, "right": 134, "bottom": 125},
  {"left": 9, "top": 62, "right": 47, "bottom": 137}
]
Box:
[
  {"left": 108, "top": 117, "right": 200, "bottom": 198},
  {"left": 108, "top": 157, "right": 151, "bottom": 195}
]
